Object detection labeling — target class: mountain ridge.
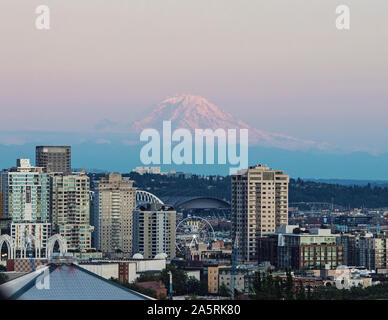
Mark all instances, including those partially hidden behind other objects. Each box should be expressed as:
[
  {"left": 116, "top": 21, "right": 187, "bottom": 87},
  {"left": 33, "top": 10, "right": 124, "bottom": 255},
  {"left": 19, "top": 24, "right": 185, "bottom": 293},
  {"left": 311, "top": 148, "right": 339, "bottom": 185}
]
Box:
[{"left": 132, "top": 94, "right": 329, "bottom": 151}]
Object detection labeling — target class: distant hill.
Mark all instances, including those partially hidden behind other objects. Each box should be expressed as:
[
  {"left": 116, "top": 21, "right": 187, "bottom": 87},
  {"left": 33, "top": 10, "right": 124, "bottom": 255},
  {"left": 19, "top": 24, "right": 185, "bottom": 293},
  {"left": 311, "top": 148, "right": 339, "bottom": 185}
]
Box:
[
  {"left": 305, "top": 178, "right": 388, "bottom": 187},
  {"left": 88, "top": 173, "right": 388, "bottom": 209}
]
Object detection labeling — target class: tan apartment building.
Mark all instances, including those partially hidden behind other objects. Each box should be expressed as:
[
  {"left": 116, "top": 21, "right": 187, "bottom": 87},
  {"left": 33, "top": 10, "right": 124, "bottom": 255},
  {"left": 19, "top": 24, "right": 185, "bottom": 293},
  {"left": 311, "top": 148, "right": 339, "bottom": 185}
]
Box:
[
  {"left": 232, "top": 164, "right": 289, "bottom": 263},
  {"left": 51, "top": 171, "right": 93, "bottom": 252},
  {"left": 133, "top": 203, "right": 176, "bottom": 259},
  {"left": 93, "top": 173, "right": 136, "bottom": 254},
  {"left": 208, "top": 265, "right": 229, "bottom": 294}
]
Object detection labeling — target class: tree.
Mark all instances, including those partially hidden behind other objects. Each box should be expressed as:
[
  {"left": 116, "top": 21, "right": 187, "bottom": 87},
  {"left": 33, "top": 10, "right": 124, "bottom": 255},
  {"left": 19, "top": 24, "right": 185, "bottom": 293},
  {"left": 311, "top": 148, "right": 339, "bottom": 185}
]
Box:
[
  {"left": 219, "top": 283, "right": 232, "bottom": 297},
  {"left": 199, "top": 278, "right": 208, "bottom": 296},
  {"left": 186, "top": 277, "right": 201, "bottom": 295},
  {"left": 136, "top": 272, "right": 160, "bottom": 283},
  {"left": 160, "top": 265, "right": 188, "bottom": 296},
  {"left": 296, "top": 281, "right": 306, "bottom": 300},
  {"left": 250, "top": 271, "right": 263, "bottom": 299},
  {"left": 284, "top": 269, "right": 294, "bottom": 300},
  {"left": 111, "top": 279, "right": 158, "bottom": 299}
]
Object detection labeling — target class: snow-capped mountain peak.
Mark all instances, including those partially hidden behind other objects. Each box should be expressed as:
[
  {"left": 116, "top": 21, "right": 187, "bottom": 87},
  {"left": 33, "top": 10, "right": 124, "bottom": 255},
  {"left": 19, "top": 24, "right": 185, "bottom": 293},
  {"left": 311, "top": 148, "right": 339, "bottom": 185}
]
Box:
[{"left": 132, "top": 94, "right": 327, "bottom": 150}]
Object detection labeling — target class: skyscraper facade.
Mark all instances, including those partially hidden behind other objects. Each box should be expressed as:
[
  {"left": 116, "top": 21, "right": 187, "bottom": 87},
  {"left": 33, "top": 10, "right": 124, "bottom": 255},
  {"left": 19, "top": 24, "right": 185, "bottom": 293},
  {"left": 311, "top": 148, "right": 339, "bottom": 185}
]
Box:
[
  {"left": 232, "top": 164, "right": 289, "bottom": 263},
  {"left": 93, "top": 173, "right": 136, "bottom": 254},
  {"left": 0, "top": 174, "right": 4, "bottom": 219},
  {"left": 133, "top": 203, "right": 176, "bottom": 259},
  {"left": 1, "top": 159, "right": 51, "bottom": 258},
  {"left": 36, "top": 146, "right": 71, "bottom": 173},
  {"left": 51, "top": 171, "right": 93, "bottom": 252},
  {"left": 1, "top": 159, "right": 50, "bottom": 223}
]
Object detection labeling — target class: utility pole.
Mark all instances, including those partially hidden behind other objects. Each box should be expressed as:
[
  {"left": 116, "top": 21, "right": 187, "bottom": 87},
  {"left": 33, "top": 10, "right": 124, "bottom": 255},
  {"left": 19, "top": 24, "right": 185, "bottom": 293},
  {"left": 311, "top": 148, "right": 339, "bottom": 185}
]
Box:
[{"left": 168, "top": 271, "right": 173, "bottom": 300}]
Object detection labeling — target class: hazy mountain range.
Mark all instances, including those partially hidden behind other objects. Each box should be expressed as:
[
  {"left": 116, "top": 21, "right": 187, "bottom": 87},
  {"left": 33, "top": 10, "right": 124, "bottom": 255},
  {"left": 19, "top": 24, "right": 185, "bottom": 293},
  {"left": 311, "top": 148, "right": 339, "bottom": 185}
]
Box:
[
  {"left": 0, "top": 94, "right": 387, "bottom": 179},
  {"left": 97, "top": 94, "right": 329, "bottom": 151}
]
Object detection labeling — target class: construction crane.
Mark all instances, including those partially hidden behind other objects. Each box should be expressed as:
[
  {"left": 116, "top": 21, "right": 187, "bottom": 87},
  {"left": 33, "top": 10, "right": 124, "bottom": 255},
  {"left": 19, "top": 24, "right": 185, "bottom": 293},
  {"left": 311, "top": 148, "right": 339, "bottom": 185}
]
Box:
[{"left": 230, "top": 232, "right": 239, "bottom": 300}]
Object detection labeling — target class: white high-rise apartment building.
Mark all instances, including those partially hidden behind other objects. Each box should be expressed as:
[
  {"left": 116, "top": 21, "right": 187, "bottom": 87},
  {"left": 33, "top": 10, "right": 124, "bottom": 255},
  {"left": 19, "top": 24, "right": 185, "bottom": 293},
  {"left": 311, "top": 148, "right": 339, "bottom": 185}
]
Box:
[
  {"left": 1, "top": 159, "right": 51, "bottom": 258},
  {"left": 232, "top": 165, "right": 289, "bottom": 263},
  {"left": 133, "top": 203, "right": 176, "bottom": 260}
]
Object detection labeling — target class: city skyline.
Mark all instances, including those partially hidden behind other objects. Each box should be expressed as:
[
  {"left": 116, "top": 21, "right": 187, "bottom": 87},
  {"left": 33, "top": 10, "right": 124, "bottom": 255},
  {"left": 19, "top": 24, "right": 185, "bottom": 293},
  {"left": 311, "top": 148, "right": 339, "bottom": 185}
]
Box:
[{"left": 3, "top": 0, "right": 388, "bottom": 306}]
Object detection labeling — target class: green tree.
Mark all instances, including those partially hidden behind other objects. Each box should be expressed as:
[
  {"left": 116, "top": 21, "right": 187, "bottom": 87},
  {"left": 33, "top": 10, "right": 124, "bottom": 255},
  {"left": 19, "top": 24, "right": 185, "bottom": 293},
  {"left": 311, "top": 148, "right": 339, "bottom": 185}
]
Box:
[
  {"left": 296, "top": 281, "right": 306, "bottom": 300},
  {"left": 187, "top": 277, "right": 201, "bottom": 295},
  {"left": 199, "top": 278, "right": 208, "bottom": 296},
  {"left": 136, "top": 272, "right": 160, "bottom": 283},
  {"left": 284, "top": 269, "right": 294, "bottom": 300},
  {"left": 160, "top": 264, "right": 188, "bottom": 296},
  {"left": 219, "top": 283, "right": 232, "bottom": 297}
]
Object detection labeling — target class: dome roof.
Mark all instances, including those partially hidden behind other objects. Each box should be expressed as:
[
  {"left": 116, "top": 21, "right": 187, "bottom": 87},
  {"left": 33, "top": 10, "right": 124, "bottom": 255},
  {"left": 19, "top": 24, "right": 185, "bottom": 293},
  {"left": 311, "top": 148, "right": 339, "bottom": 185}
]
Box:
[
  {"left": 132, "top": 253, "right": 144, "bottom": 260},
  {"left": 154, "top": 253, "right": 167, "bottom": 260}
]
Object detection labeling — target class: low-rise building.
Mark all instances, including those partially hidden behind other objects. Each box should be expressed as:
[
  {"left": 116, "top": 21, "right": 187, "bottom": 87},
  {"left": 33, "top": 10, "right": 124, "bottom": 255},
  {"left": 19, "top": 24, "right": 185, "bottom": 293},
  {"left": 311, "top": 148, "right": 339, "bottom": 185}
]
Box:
[
  {"left": 207, "top": 265, "right": 229, "bottom": 294},
  {"left": 258, "top": 225, "right": 344, "bottom": 270}
]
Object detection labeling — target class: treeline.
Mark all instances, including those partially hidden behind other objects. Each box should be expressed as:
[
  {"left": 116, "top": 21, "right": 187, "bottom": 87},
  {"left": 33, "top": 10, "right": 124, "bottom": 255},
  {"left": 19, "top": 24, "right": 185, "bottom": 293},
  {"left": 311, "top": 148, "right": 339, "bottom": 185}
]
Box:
[
  {"left": 127, "top": 172, "right": 230, "bottom": 201},
  {"left": 290, "top": 178, "right": 388, "bottom": 208},
  {"left": 250, "top": 270, "right": 388, "bottom": 300},
  {"left": 114, "top": 264, "right": 208, "bottom": 299},
  {"left": 119, "top": 173, "right": 388, "bottom": 209}
]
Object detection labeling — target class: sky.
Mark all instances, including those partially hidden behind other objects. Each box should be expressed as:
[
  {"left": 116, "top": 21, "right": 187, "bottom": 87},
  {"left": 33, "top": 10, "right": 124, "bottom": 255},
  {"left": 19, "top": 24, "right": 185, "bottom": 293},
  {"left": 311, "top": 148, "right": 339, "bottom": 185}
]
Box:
[{"left": 0, "top": 0, "right": 388, "bottom": 176}]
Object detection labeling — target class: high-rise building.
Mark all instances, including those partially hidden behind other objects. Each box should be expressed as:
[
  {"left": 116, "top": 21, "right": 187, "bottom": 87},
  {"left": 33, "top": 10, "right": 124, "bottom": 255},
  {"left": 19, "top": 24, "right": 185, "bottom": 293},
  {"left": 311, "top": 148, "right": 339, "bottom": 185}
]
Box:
[
  {"left": 0, "top": 174, "right": 4, "bottom": 219},
  {"left": 93, "top": 173, "right": 136, "bottom": 254},
  {"left": 1, "top": 159, "right": 50, "bottom": 223},
  {"left": 1, "top": 159, "right": 51, "bottom": 258},
  {"left": 51, "top": 171, "right": 93, "bottom": 252},
  {"left": 231, "top": 164, "right": 289, "bottom": 263},
  {"left": 36, "top": 146, "right": 71, "bottom": 173},
  {"left": 133, "top": 203, "right": 176, "bottom": 259}
]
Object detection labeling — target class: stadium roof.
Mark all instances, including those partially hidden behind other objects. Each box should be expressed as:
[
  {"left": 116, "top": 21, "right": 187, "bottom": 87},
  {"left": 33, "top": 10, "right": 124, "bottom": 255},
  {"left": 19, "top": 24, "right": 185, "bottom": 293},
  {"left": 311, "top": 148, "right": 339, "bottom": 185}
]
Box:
[{"left": 0, "top": 263, "right": 152, "bottom": 300}]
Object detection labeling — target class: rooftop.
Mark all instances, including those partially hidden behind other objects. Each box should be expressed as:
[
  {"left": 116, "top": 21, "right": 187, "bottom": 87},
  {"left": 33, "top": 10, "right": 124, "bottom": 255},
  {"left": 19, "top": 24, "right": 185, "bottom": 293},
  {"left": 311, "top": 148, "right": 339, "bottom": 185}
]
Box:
[{"left": 0, "top": 263, "right": 152, "bottom": 300}]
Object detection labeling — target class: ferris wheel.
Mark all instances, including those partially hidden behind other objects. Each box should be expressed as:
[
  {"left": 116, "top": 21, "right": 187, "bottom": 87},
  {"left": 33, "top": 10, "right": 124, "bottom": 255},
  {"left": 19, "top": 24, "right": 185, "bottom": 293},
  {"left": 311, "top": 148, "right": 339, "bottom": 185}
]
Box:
[{"left": 175, "top": 216, "right": 216, "bottom": 253}]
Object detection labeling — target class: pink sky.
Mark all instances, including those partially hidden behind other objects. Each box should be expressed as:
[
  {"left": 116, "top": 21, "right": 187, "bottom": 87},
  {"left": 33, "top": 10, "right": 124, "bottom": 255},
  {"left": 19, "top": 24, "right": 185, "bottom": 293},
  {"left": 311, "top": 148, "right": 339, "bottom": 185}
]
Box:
[{"left": 0, "top": 0, "right": 387, "bottom": 152}]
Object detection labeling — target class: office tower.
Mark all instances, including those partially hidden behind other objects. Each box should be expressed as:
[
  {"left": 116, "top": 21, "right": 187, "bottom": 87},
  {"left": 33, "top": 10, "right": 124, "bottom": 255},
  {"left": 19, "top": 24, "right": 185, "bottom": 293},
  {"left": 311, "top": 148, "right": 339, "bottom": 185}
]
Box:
[
  {"left": 51, "top": 171, "right": 93, "bottom": 252},
  {"left": 231, "top": 164, "right": 289, "bottom": 263},
  {"left": 133, "top": 203, "right": 176, "bottom": 259},
  {"left": 93, "top": 173, "right": 136, "bottom": 254},
  {"left": 36, "top": 146, "right": 71, "bottom": 173},
  {"left": 1, "top": 159, "right": 51, "bottom": 258}
]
